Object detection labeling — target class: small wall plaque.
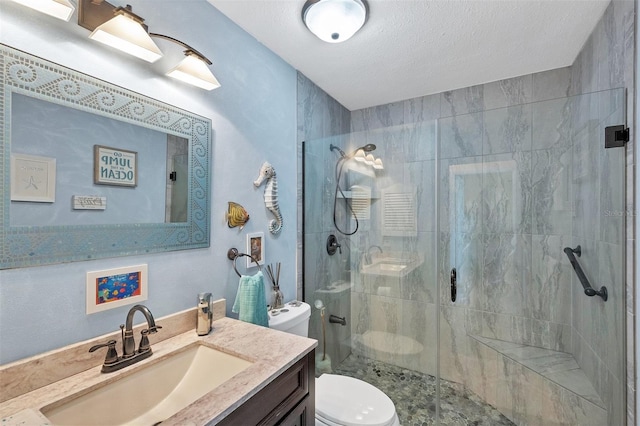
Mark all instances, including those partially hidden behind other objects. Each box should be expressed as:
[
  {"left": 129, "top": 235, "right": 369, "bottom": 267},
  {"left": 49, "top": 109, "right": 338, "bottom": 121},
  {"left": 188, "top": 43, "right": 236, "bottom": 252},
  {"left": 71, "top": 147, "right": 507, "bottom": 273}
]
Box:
[
  {"left": 10, "top": 154, "right": 56, "bottom": 202},
  {"left": 73, "top": 196, "right": 107, "bottom": 210},
  {"left": 94, "top": 145, "right": 137, "bottom": 187},
  {"left": 86, "top": 264, "right": 148, "bottom": 314}
]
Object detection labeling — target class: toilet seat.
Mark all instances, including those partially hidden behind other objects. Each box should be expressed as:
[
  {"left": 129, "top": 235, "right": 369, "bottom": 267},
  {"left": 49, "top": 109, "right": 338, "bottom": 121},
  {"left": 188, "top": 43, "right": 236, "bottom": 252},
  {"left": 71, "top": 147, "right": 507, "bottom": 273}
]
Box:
[{"left": 315, "top": 374, "right": 398, "bottom": 426}]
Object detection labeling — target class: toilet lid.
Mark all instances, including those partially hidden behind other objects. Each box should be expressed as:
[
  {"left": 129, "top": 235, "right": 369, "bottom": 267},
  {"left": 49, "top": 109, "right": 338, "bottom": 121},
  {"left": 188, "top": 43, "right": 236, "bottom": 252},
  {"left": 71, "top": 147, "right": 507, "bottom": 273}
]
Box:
[{"left": 316, "top": 374, "right": 397, "bottom": 426}]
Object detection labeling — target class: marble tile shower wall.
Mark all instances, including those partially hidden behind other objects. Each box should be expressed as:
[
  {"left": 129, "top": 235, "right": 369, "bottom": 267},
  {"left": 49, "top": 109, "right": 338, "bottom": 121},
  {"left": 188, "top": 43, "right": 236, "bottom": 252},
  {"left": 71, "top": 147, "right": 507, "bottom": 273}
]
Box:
[
  {"left": 350, "top": 67, "right": 578, "bottom": 364},
  {"left": 567, "top": 1, "right": 635, "bottom": 424},
  {"left": 349, "top": 67, "right": 627, "bottom": 416},
  {"left": 569, "top": 89, "right": 626, "bottom": 425}
]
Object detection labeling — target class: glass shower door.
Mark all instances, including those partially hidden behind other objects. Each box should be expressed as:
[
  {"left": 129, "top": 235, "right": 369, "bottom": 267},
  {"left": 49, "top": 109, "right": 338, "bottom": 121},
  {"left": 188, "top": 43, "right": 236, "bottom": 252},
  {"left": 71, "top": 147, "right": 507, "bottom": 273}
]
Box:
[
  {"left": 303, "top": 121, "right": 441, "bottom": 424},
  {"left": 437, "top": 88, "right": 626, "bottom": 425}
]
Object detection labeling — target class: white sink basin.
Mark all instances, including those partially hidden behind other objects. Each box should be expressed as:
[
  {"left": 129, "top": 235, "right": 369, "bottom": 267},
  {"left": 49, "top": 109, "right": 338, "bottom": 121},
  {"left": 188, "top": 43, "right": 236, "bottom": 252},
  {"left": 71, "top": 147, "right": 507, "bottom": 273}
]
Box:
[{"left": 42, "top": 344, "right": 253, "bottom": 425}]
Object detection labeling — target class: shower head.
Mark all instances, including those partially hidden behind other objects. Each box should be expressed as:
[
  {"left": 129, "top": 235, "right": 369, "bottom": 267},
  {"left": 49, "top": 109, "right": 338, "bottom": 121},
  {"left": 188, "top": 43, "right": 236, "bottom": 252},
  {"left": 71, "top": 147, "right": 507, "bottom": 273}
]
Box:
[
  {"left": 330, "top": 143, "right": 376, "bottom": 160},
  {"left": 359, "top": 144, "right": 376, "bottom": 152}
]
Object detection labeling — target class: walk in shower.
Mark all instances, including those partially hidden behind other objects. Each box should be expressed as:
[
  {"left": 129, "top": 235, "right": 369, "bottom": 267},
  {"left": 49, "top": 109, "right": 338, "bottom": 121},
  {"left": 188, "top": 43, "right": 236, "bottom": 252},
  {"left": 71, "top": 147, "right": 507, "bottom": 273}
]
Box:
[{"left": 303, "top": 87, "right": 626, "bottom": 425}]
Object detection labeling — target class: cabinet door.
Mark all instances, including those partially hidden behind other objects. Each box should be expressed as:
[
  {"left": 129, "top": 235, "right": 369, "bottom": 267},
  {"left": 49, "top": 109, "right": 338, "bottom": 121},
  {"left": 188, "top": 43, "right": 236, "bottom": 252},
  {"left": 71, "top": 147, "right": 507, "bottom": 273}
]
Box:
[
  {"left": 277, "top": 395, "right": 311, "bottom": 426},
  {"left": 218, "top": 351, "right": 314, "bottom": 426}
]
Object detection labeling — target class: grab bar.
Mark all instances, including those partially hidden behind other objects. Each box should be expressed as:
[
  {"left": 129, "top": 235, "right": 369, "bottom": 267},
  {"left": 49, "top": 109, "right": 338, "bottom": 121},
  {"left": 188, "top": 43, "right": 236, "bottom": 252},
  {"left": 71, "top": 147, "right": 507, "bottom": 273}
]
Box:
[
  {"left": 227, "top": 248, "right": 262, "bottom": 278},
  {"left": 563, "top": 246, "right": 607, "bottom": 301}
]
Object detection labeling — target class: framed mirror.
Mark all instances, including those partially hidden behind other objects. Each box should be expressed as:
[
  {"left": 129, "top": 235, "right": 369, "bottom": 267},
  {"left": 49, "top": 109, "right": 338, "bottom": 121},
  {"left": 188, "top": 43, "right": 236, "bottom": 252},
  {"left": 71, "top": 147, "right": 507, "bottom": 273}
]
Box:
[{"left": 1, "top": 44, "right": 211, "bottom": 269}]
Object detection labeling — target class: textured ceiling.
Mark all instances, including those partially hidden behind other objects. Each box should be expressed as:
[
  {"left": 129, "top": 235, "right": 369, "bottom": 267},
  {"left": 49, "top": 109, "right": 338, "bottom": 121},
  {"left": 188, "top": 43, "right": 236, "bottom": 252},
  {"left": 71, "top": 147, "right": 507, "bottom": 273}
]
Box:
[{"left": 208, "top": 0, "right": 610, "bottom": 111}]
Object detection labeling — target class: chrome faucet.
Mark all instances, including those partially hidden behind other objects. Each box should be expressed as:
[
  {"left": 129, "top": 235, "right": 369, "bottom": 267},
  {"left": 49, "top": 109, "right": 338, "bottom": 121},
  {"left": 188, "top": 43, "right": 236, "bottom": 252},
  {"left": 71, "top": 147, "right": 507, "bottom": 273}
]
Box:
[{"left": 89, "top": 304, "right": 162, "bottom": 373}]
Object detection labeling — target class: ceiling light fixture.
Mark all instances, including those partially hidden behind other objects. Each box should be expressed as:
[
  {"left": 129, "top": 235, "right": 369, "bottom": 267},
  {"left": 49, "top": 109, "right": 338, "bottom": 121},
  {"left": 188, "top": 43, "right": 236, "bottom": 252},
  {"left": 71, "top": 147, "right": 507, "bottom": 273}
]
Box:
[
  {"left": 10, "top": 0, "right": 75, "bottom": 21},
  {"left": 302, "top": 0, "right": 367, "bottom": 43},
  {"left": 78, "top": 0, "right": 220, "bottom": 90}
]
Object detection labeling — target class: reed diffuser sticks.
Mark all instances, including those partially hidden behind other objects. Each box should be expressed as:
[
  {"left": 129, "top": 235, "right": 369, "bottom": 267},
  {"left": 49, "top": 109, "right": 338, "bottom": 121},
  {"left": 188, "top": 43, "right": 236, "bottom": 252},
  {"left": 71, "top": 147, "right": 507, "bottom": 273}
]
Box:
[{"left": 266, "top": 262, "right": 283, "bottom": 309}]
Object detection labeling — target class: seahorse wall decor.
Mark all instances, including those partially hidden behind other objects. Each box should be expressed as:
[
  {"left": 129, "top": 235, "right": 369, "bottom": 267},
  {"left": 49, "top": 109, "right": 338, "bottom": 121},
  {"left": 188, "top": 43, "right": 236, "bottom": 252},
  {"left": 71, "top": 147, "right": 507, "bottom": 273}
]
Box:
[{"left": 253, "top": 161, "right": 283, "bottom": 234}]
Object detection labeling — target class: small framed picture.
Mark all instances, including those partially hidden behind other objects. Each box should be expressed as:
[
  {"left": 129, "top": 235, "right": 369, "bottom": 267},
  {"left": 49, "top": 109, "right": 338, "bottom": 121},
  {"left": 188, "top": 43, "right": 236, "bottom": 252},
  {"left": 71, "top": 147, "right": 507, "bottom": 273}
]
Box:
[
  {"left": 86, "top": 264, "right": 148, "bottom": 314},
  {"left": 10, "top": 154, "right": 56, "bottom": 202},
  {"left": 94, "top": 145, "right": 137, "bottom": 187},
  {"left": 246, "top": 232, "right": 265, "bottom": 268}
]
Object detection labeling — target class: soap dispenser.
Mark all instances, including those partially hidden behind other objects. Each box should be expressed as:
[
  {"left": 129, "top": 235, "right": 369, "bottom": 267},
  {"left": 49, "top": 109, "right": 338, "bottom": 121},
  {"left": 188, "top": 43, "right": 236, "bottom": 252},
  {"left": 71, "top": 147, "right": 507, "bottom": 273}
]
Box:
[{"left": 197, "top": 292, "right": 213, "bottom": 336}]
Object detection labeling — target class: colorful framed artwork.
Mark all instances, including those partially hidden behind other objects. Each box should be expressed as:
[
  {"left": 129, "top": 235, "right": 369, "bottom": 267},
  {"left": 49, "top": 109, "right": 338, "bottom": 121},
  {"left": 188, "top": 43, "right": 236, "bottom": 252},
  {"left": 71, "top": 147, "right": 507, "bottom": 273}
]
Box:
[
  {"left": 246, "top": 232, "right": 265, "bottom": 268},
  {"left": 10, "top": 154, "right": 56, "bottom": 202},
  {"left": 86, "top": 264, "right": 148, "bottom": 314},
  {"left": 94, "top": 145, "right": 138, "bottom": 187}
]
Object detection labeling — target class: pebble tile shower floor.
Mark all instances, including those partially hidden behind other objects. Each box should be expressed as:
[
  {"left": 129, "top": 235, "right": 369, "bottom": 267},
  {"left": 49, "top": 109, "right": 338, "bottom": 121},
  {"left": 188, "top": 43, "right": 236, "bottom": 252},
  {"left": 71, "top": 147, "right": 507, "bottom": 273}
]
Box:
[{"left": 333, "top": 355, "right": 515, "bottom": 426}]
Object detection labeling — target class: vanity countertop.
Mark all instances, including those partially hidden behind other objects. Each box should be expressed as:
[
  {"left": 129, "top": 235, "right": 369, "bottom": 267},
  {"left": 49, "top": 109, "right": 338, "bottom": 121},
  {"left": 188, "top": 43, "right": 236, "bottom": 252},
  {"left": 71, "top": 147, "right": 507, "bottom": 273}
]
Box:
[{"left": 0, "top": 317, "right": 317, "bottom": 425}]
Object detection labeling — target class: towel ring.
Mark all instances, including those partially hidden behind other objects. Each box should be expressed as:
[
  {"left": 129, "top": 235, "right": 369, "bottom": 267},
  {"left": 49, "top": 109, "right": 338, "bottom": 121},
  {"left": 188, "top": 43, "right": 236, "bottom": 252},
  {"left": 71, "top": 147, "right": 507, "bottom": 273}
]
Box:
[{"left": 227, "top": 248, "right": 262, "bottom": 278}]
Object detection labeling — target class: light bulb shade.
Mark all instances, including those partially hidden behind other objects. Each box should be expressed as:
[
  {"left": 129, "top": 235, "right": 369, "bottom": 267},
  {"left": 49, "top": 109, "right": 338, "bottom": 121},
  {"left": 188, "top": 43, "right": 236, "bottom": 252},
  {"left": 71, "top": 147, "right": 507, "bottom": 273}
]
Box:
[
  {"left": 373, "top": 158, "right": 384, "bottom": 170},
  {"left": 167, "top": 54, "right": 221, "bottom": 91},
  {"left": 303, "top": 0, "right": 367, "bottom": 43},
  {"left": 90, "top": 14, "right": 163, "bottom": 63},
  {"left": 11, "top": 0, "right": 75, "bottom": 21}
]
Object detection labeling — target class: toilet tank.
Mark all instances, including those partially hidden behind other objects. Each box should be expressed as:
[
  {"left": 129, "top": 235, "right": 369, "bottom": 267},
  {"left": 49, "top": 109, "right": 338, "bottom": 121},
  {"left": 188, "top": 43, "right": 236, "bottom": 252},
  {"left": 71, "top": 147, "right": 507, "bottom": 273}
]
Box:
[{"left": 268, "top": 301, "right": 310, "bottom": 337}]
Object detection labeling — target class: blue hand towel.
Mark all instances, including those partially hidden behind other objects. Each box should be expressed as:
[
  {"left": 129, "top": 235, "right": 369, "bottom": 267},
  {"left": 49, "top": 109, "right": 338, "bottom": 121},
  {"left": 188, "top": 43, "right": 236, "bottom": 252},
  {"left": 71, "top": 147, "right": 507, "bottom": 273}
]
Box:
[{"left": 232, "top": 271, "right": 269, "bottom": 327}]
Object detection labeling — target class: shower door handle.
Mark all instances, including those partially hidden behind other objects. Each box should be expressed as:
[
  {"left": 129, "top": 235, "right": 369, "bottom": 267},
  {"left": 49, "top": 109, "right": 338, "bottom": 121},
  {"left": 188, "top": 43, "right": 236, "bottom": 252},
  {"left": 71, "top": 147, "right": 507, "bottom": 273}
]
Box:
[{"left": 450, "top": 268, "right": 457, "bottom": 302}]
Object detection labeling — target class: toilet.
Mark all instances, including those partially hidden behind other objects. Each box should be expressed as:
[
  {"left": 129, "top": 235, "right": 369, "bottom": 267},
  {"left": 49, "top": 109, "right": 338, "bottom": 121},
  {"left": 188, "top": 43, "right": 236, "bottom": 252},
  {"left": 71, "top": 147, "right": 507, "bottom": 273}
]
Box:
[{"left": 269, "top": 301, "right": 400, "bottom": 426}]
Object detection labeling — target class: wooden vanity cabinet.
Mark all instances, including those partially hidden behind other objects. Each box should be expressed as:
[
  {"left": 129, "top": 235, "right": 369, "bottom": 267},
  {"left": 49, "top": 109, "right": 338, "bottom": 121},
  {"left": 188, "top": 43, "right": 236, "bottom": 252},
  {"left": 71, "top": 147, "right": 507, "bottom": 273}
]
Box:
[{"left": 217, "top": 350, "right": 315, "bottom": 426}]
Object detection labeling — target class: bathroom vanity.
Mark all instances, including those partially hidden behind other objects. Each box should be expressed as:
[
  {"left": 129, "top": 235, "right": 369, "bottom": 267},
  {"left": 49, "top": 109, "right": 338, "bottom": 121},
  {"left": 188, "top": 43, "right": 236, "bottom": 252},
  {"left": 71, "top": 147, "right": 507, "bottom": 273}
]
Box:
[{"left": 0, "top": 301, "right": 317, "bottom": 425}]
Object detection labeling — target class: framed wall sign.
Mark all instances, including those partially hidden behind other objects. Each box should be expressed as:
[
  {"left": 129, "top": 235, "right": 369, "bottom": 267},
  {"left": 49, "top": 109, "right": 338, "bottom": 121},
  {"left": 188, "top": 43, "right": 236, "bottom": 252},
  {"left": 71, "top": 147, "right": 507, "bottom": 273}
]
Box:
[
  {"left": 246, "top": 232, "right": 265, "bottom": 268},
  {"left": 94, "top": 145, "right": 137, "bottom": 187},
  {"left": 86, "top": 264, "right": 148, "bottom": 314},
  {"left": 10, "top": 154, "right": 56, "bottom": 202}
]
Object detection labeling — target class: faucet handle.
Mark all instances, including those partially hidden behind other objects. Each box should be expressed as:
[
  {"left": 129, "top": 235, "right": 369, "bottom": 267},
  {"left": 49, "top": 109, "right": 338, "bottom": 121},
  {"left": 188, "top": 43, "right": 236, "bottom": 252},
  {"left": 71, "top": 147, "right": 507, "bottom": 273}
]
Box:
[
  {"left": 138, "top": 329, "right": 150, "bottom": 353},
  {"left": 89, "top": 339, "right": 119, "bottom": 365}
]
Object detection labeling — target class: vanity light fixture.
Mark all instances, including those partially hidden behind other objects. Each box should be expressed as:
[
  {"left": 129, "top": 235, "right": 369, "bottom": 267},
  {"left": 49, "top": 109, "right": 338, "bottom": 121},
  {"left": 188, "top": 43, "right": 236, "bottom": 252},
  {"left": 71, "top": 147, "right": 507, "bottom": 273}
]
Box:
[
  {"left": 302, "top": 0, "right": 367, "bottom": 43},
  {"left": 150, "top": 34, "right": 221, "bottom": 91},
  {"left": 88, "top": 5, "right": 162, "bottom": 63},
  {"left": 78, "top": 0, "right": 220, "bottom": 90},
  {"left": 10, "top": 0, "right": 75, "bottom": 21}
]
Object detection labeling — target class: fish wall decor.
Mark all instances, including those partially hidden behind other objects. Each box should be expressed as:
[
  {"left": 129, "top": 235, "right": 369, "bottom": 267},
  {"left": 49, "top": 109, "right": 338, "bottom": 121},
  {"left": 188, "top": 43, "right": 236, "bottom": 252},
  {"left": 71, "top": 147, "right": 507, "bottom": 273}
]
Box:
[{"left": 226, "top": 201, "right": 250, "bottom": 230}]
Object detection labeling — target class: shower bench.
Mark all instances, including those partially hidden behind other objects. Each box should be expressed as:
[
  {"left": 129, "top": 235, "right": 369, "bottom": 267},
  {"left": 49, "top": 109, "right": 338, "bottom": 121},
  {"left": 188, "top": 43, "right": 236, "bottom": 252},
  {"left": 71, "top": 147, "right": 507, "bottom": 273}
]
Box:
[{"left": 468, "top": 334, "right": 608, "bottom": 425}]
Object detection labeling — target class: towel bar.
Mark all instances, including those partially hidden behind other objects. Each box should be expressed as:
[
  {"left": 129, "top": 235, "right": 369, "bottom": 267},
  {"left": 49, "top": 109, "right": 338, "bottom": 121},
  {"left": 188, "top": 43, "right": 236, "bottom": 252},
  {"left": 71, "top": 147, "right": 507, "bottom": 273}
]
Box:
[{"left": 227, "top": 248, "right": 262, "bottom": 277}]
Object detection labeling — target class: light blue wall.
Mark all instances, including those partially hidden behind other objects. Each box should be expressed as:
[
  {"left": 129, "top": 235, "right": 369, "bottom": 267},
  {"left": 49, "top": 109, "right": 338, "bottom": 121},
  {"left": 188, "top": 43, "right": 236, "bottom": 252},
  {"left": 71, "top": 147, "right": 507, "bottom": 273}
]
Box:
[{"left": 0, "top": 0, "right": 297, "bottom": 363}]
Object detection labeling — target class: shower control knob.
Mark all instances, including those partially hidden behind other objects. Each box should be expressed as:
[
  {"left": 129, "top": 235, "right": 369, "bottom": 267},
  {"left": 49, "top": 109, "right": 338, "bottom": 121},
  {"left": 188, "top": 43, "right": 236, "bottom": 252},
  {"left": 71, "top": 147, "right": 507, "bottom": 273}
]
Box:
[{"left": 326, "top": 234, "right": 341, "bottom": 255}]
